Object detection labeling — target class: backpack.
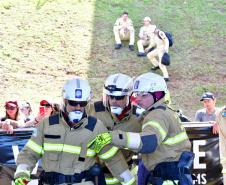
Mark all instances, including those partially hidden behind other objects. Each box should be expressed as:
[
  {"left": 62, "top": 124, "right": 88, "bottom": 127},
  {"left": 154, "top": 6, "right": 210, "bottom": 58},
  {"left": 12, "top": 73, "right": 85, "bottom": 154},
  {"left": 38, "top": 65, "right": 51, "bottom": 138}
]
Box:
[
  {"left": 161, "top": 53, "right": 170, "bottom": 66},
  {"left": 158, "top": 31, "right": 173, "bottom": 47}
]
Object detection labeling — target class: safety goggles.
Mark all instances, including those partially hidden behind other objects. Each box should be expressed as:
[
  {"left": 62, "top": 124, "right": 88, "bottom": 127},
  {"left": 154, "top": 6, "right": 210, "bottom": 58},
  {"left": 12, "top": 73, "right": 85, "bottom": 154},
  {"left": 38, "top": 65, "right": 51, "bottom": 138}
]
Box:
[
  {"left": 133, "top": 92, "right": 151, "bottom": 97},
  {"left": 41, "top": 104, "right": 51, "bottom": 108},
  {"left": 5, "top": 106, "right": 16, "bottom": 110},
  {"left": 108, "top": 95, "right": 125, "bottom": 100},
  {"left": 67, "top": 100, "right": 88, "bottom": 107}
]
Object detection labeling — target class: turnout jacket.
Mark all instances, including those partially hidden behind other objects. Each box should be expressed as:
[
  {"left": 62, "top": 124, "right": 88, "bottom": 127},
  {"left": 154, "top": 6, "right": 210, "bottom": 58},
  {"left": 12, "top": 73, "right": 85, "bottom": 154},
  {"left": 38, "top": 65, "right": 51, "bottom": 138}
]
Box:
[
  {"left": 110, "top": 98, "right": 191, "bottom": 171},
  {"left": 88, "top": 101, "right": 141, "bottom": 184},
  {"left": 15, "top": 112, "right": 128, "bottom": 184},
  {"left": 216, "top": 106, "right": 226, "bottom": 173},
  {"left": 89, "top": 101, "right": 141, "bottom": 162}
]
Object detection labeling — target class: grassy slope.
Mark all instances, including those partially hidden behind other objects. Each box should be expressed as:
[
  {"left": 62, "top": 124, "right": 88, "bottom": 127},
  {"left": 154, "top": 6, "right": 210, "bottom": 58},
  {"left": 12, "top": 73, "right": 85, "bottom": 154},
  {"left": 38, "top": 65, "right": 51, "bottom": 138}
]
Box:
[{"left": 0, "top": 0, "right": 225, "bottom": 119}]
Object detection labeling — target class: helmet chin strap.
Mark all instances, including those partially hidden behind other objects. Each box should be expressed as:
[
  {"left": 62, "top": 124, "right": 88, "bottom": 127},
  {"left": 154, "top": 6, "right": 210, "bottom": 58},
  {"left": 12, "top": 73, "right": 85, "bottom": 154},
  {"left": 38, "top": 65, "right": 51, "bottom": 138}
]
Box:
[
  {"left": 152, "top": 92, "right": 165, "bottom": 103},
  {"left": 152, "top": 92, "right": 157, "bottom": 103}
]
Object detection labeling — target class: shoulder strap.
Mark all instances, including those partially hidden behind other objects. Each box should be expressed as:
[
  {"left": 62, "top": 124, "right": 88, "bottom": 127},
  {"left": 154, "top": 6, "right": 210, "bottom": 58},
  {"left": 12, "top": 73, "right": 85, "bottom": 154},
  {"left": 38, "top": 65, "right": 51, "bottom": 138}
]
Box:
[
  {"left": 157, "top": 31, "right": 162, "bottom": 40},
  {"left": 148, "top": 105, "right": 166, "bottom": 114},
  {"left": 85, "top": 116, "right": 97, "bottom": 132},
  {"left": 49, "top": 114, "right": 59, "bottom": 125},
  {"left": 94, "top": 101, "right": 105, "bottom": 112},
  {"left": 154, "top": 106, "right": 166, "bottom": 111}
]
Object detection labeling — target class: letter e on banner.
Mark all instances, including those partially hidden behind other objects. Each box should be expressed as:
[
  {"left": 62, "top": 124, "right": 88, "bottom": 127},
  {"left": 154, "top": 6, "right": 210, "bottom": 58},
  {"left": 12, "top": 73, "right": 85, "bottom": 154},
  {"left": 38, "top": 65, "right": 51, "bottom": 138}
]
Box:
[{"left": 193, "top": 140, "right": 206, "bottom": 169}]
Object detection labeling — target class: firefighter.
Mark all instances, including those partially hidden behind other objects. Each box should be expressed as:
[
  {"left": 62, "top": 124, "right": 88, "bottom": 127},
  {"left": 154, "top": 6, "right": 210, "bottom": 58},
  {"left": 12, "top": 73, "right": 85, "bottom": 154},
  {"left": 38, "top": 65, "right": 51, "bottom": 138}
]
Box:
[
  {"left": 216, "top": 106, "right": 226, "bottom": 184},
  {"left": 113, "top": 11, "right": 135, "bottom": 51},
  {"left": 14, "top": 77, "right": 136, "bottom": 185},
  {"left": 137, "top": 17, "right": 156, "bottom": 57},
  {"left": 89, "top": 73, "right": 194, "bottom": 185},
  {"left": 145, "top": 26, "right": 170, "bottom": 81},
  {"left": 88, "top": 74, "right": 141, "bottom": 185}
]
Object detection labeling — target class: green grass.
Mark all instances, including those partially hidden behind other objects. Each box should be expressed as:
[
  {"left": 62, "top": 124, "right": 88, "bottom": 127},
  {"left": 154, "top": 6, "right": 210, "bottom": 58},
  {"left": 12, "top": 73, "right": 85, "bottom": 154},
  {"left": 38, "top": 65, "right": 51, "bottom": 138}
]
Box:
[{"left": 0, "top": 0, "right": 225, "bottom": 119}]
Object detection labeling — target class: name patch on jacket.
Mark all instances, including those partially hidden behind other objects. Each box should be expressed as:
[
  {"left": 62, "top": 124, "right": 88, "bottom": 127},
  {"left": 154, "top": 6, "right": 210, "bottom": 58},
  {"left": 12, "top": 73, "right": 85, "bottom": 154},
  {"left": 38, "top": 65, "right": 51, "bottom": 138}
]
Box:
[{"left": 44, "top": 134, "right": 61, "bottom": 139}]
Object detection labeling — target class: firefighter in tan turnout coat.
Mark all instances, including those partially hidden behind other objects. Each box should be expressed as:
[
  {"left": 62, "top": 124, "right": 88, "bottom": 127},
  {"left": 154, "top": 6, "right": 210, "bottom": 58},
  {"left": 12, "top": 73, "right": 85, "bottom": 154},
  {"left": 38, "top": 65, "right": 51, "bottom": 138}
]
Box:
[
  {"left": 216, "top": 106, "right": 226, "bottom": 184},
  {"left": 14, "top": 77, "right": 136, "bottom": 185},
  {"left": 88, "top": 74, "right": 141, "bottom": 185},
  {"left": 89, "top": 73, "right": 194, "bottom": 185}
]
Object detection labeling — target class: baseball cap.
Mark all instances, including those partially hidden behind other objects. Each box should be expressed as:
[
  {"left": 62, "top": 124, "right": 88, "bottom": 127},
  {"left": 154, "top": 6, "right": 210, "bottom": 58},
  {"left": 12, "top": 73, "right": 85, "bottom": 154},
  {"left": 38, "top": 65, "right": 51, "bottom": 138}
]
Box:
[
  {"left": 40, "top": 100, "right": 52, "bottom": 106},
  {"left": 4, "top": 100, "right": 18, "bottom": 107},
  {"left": 143, "top": 17, "right": 151, "bottom": 22},
  {"left": 200, "top": 92, "right": 215, "bottom": 101}
]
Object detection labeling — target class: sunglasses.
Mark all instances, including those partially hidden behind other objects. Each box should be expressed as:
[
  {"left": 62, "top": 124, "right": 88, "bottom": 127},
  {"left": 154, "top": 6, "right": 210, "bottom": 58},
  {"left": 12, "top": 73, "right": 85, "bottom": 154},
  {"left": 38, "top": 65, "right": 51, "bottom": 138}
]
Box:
[
  {"left": 67, "top": 100, "right": 88, "bottom": 107},
  {"left": 108, "top": 95, "right": 125, "bottom": 100},
  {"left": 41, "top": 104, "right": 51, "bottom": 108},
  {"left": 6, "top": 107, "right": 16, "bottom": 110}
]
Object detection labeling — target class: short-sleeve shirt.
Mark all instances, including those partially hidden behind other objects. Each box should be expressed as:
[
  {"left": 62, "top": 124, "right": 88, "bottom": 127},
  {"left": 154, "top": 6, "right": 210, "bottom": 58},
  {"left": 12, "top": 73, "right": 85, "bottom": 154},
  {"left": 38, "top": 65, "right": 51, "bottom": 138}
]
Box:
[{"left": 195, "top": 108, "right": 218, "bottom": 122}]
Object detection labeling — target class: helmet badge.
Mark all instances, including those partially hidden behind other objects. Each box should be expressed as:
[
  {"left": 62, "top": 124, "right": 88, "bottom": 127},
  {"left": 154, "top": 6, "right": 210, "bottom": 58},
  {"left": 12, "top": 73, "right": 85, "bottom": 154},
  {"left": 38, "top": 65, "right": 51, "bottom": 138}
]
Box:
[
  {"left": 134, "top": 81, "right": 140, "bottom": 89},
  {"left": 75, "top": 89, "right": 82, "bottom": 98}
]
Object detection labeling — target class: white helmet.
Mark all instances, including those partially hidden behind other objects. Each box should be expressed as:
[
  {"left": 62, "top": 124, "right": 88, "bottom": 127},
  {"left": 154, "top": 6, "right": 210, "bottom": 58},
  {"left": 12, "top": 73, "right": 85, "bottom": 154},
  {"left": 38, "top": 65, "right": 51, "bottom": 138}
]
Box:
[
  {"left": 62, "top": 77, "right": 91, "bottom": 102},
  {"left": 133, "top": 73, "right": 168, "bottom": 94},
  {"left": 103, "top": 74, "right": 133, "bottom": 108},
  {"left": 104, "top": 74, "right": 133, "bottom": 96},
  {"left": 62, "top": 77, "right": 91, "bottom": 122}
]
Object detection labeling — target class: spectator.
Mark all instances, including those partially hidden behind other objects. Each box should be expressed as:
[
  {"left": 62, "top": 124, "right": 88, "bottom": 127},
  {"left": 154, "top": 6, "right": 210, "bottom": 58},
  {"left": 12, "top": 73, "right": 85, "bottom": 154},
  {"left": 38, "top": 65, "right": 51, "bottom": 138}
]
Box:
[
  {"left": 113, "top": 11, "right": 135, "bottom": 51},
  {"left": 137, "top": 17, "right": 156, "bottom": 57},
  {"left": 0, "top": 100, "right": 25, "bottom": 133},
  {"left": 195, "top": 92, "right": 218, "bottom": 122},
  {"left": 25, "top": 99, "right": 56, "bottom": 126},
  {"left": 2, "top": 99, "right": 56, "bottom": 133},
  {"left": 145, "top": 26, "right": 170, "bottom": 81},
  {"left": 20, "top": 102, "right": 33, "bottom": 122},
  {"left": 53, "top": 102, "right": 61, "bottom": 114}
]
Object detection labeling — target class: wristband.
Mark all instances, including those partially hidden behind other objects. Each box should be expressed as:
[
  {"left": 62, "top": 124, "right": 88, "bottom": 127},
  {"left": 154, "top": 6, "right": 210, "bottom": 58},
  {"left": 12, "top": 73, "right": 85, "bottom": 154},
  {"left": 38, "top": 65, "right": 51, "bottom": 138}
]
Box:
[{"left": 35, "top": 118, "right": 38, "bottom": 124}]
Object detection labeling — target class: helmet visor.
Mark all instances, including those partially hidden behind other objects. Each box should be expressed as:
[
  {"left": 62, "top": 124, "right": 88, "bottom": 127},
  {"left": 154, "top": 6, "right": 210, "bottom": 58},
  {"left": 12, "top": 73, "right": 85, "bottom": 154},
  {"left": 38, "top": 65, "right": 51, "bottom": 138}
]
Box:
[{"left": 103, "top": 77, "right": 135, "bottom": 107}]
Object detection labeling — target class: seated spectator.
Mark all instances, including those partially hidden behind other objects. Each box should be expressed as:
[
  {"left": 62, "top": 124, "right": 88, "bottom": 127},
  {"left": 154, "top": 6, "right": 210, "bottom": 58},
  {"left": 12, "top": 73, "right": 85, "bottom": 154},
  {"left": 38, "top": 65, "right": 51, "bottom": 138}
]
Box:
[
  {"left": 20, "top": 102, "right": 33, "bottom": 122},
  {"left": 195, "top": 92, "right": 218, "bottom": 122},
  {"left": 1, "top": 99, "right": 56, "bottom": 134},
  {"left": 25, "top": 99, "right": 56, "bottom": 126},
  {"left": 0, "top": 100, "right": 25, "bottom": 133}
]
